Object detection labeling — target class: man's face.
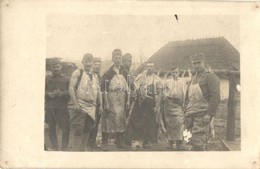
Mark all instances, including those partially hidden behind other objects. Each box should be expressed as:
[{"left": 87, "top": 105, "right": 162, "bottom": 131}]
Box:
[
  {"left": 146, "top": 63, "right": 155, "bottom": 74},
  {"left": 122, "top": 59, "right": 132, "bottom": 70},
  {"left": 82, "top": 59, "right": 93, "bottom": 71},
  {"left": 171, "top": 68, "right": 179, "bottom": 78},
  {"left": 113, "top": 55, "right": 122, "bottom": 66},
  {"left": 52, "top": 64, "right": 62, "bottom": 75},
  {"left": 93, "top": 62, "right": 101, "bottom": 74},
  {"left": 192, "top": 60, "right": 206, "bottom": 73}
]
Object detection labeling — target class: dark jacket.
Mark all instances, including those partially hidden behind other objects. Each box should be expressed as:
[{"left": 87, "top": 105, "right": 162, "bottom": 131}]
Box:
[
  {"left": 45, "top": 74, "right": 70, "bottom": 109},
  {"left": 188, "top": 71, "right": 220, "bottom": 116},
  {"left": 101, "top": 65, "right": 128, "bottom": 93}
]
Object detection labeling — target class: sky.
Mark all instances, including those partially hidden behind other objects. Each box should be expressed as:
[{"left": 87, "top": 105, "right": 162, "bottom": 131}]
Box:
[{"left": 46, "top": 15, "right": 239, "bottom": 68}]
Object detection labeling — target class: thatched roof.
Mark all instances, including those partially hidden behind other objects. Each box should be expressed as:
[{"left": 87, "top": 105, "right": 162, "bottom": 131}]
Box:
[{"left": 135, "top": 37, "right": 240, "bottom": 74}]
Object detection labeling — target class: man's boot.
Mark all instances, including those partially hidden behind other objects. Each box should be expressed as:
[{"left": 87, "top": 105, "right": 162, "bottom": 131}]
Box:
[
  {"left": 176, "top": 140, "right": 182, "bottom": 151},
  {"left": 191, "top": 144, "right": 206, "bottom": 151},
  {"left": 116, "top": 132, "right": 128, "bottom": 149},
  {"left": 167, "top": 140, "right": 174, "bottom": 150},
  {"left": 102, "top": 132, "right": 109, "bottom": 151}
]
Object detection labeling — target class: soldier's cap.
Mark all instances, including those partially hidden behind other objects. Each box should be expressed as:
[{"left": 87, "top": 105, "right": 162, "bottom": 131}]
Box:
[
  {"left": 190, "top": 53, "right": 205, "bottom": 63},
  {"left": 171, "top": 65, "right": 179, "bottom": 71},
  {"left": 122, "top": 53, "right": 132, "bottom": 60},
  {"left": 51, "top": 59, "right": 62, "bottom": 66},
  {"left": 93, "top": 57, "right": 101, "bottom": 63},
  {"left": 82, "top": 53, "right": 94, "bottom": 62},
  {"left": 112, "top": 49, "right": 122, "bottom": 57}
]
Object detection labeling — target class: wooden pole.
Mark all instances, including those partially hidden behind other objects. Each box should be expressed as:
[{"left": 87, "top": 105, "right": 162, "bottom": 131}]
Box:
[{"left": 226, "top": 75, "right": 237, "bottom": 141}]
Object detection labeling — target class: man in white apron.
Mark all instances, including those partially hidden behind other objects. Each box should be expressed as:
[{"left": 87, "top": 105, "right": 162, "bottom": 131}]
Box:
[
  {"left": 125, "top": 62, "right": 163, "bottom": 148},
  {"left": 101, "top": 49, "right": 130, "bottom": 149},
  {"left": 69, "top": 54, "right": 103, "bottom": 151},
  {"left": 185, "top": 53, "right": 220, "bottom": 151},
  {"left": 88, "top": 57, "right": 102, "bottom": 149},
  {"left": 163, "top": 66, "right": 187, "bottom": 150},
  {"left": 122, "top": 53, "right": 137, "bottom": 146}
]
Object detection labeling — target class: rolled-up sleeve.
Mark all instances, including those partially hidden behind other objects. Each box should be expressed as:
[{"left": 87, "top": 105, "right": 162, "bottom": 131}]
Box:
[{"left": 206, "top": 73, "right": 220, "bottom": 116}]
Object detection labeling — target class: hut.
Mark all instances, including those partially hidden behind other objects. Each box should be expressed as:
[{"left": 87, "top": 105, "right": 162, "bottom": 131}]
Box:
[{"left": 135, "top": 37, "right": 240, "bottom": 100}]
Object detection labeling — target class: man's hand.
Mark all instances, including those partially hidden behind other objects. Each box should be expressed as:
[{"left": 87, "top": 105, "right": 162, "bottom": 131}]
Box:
[
  {"left": 126, "top": 101, "right": 130, "bottom": 111},
  {"left": 98, "top": 106, "right": 103, "bottom": 115},
  {"left": 73, "top": 103, "right": 80, "bottom": 111},
  {"left": 155, "top": 113, "right": 160, "bottom": 124},
  {"left": 104, "top": 103, "right": 110, "bottom": 112},
  {"left": 185, "top": 117, "right": 193, "bottom": 130},
  {"left": 153, "top": 106, "right": 160, "bottom": 115},
  {"left": 56, "top": 90, "right": 64, "bottom": 97},
  {"left": 52, "top": 90, "right": 59, "bottom": 97},
  {"left": 47, "top": 92, "right": 55, "bottom": 98},
  {"left": 203, "top": 114, "right": 212, "bottom": 124}
]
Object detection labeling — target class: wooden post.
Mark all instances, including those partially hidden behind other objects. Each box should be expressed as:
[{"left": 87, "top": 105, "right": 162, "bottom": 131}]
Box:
[{"left": 226, "top": 75, "right": 237, "bottom": 141}]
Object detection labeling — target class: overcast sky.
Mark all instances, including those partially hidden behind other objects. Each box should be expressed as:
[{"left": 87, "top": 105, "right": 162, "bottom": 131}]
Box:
[{"left": 46, "top": 15, "right": 239, "bottom": 67}]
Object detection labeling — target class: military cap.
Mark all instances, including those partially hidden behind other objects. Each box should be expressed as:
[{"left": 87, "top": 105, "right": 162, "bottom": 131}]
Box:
[
  {"left": 112, "top": 49, "right": 122, "bottom": 57},
  {"left": 122, "top": 53, "right": 132, "bottom": 61},
  {"left": 171, "top": 65, "right": 179, "bottom": 70},
  {"left": 93, "top": 57, "right": 101, "bottom": 63},
  {"left": 82, "top": 53, "right": 94, "bottom": 62},
  {"left": 190, "top": 53, "right": 205, "bottom": 62},
  {"left": 51, "top": 59, "right": 62, "bottom": 66}
]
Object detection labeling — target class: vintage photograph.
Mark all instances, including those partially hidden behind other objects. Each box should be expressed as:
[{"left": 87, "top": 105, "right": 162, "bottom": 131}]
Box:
[
  {"left": 44, "top": 15, "right": 240, "bottom": 152},
  {"left": 3, "top": 0, "right": 260, "bottom": 168}
]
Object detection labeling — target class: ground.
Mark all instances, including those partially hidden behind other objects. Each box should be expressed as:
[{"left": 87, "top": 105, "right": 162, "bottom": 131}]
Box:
[{"left": 44, "top": 94, "right": 241, "bottom": 151}]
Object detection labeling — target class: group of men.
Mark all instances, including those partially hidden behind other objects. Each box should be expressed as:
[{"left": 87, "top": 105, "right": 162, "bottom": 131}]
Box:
[{"left": 45, "top": 49, "right": 220, "bottom": 151}]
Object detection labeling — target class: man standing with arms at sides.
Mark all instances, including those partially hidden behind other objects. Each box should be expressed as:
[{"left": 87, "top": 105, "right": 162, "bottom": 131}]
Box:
[
  {"left": 122, "top": 53, "right": 136, "bottom": 146},
  {"left": 101, "top": 49, "right": 130, "bottom": 150},
  {"left": 185, "top": 53, "right": 220, "bottom": 151},
  {"left": 45, "top": 60, "right": 70, "bottom": 151},
  {"left": 88, "top": 57, "right": 102, "bottom": 149},
  {"left": 163, "top": 65, "right": 186, "bottom": 151},
  {"left": 125, "top": 62, "right": 163, "bottom": 148},
  {"left": 122, "top": 53, "right": 132, "bottom": 74},
  {"left": 69, "top": 54, "right": 103, "bottom": 151}
]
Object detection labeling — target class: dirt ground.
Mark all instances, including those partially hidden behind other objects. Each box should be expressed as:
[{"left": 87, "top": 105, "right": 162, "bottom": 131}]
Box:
[{"left": 44, "top": 94, "right": 241, "bottom": 151}]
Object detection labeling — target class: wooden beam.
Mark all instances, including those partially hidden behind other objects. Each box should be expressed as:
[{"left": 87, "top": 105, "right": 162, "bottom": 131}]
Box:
[
  {"left": 157, "top": 69, "right": 240, "bottom": 77},
  {"left": 226, "top": 75, "right": 237, "bottom": 141}
]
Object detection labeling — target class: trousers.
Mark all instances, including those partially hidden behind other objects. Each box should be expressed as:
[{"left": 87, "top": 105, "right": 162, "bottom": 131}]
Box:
[
  {"left": 45, "top": 108, "right": 70, "bottom": 150},
  {"left": 186, "top": 112, "right": 210, "bottom": 151},
  {"left": 70, "top": 110, "right": 95, "bottom": 151}
]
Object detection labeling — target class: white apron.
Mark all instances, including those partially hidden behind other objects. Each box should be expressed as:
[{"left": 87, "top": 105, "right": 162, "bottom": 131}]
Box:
[
  {"left": 164, "top": 78, "right": 185, "bottom": 140},
  {"left": 102, "top": 73, "right": 128, "bottom": 132},
  {"left": 185, "top": 72, "right": 209, "bottom": 117},
  {"left": 76, "top": 72, "right": 99, "bottom": 121}
]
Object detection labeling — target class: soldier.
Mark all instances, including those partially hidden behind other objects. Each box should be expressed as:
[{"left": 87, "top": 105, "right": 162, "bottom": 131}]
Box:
[
  {"left": 185, "top": 53, "right": 220, "bottom": 151},
  {"left": 122, "top": 53, "right": 132, "bottom": 73},
  {"left": 163, "top": 66, "right": 186, "bottom": 150},
  {"left": 122, "top": 53, "right": 136, "bottom": 146},
  {"left": 45, "top": 60, "right": 70, "bottom": 151},
  {"left": 125, "top": 62, "right": 163, "bottom": 148},
  {"left": 69, "top": 54, "right": 103, "bottom": 151},
  {"left": 88, "top": 57, "right": 102, "bottom": 149},
  {"left": 101, "top": 49, "right": 130, "bottom": 149}
]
